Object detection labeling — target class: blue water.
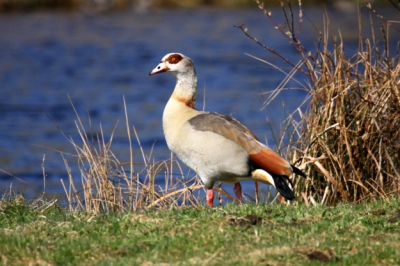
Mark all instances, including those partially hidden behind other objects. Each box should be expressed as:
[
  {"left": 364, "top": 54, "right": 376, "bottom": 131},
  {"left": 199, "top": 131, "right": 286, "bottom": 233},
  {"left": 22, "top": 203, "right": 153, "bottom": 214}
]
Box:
[{"left": 0, "top": 6, "right": 398, "bottom": 202}]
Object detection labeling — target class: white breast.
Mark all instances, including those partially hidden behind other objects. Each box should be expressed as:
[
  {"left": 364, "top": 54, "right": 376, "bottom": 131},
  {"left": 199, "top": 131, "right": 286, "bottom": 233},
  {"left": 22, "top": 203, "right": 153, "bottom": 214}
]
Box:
[{"left": 163, "top": 100, "right": 250, "bottom": 188}]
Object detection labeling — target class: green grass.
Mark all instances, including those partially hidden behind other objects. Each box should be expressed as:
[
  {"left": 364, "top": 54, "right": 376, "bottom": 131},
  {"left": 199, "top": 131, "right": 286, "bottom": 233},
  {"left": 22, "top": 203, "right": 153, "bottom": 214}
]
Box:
[{"left": 1, "top": 196, "right": 400, "bottom": 265}]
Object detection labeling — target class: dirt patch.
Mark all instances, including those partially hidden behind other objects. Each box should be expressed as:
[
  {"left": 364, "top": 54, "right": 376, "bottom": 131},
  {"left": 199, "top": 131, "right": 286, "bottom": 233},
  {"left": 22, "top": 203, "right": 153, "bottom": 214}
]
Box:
[
  {"left": 287, "top": 218, "right": 309, "bottom": 226},
  {"left": 228, "top": 214, "right": 263, "bottom": 227},
  {"left": 371, "top": 209, "right": 386, "bottom": 216},
  {"left": 264, "top": 209, "right": 273, "bottom": 214},
  {"left": 299, "top": 249, "right": 337, "bottom": 263},
  {"left": 388, "top": 214, "right": 400, "bottom": 223},
  {"left": 307, "top": 250, "right": 330, "bottom": 262},
  {"left": 369, "top": 234, "right": 386, "bottom": 241}
]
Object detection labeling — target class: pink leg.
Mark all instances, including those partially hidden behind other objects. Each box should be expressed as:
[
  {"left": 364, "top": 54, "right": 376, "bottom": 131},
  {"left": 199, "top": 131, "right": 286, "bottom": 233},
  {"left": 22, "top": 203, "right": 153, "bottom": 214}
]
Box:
[
  {"left": 233, "top": 182, "right": 242, "bottom": 202},
  {"left": 255, "top": 181, "right": 259, "bottom": 205},
  {"left": 206, "top": 189, "right": 214, "bottom": 207}
]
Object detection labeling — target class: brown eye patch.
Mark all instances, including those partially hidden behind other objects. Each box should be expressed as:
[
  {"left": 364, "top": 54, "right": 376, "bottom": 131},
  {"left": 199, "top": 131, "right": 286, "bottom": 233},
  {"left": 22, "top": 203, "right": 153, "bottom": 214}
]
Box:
[{"left": 166, "top": 54, "right": 183, "bottom": 64}]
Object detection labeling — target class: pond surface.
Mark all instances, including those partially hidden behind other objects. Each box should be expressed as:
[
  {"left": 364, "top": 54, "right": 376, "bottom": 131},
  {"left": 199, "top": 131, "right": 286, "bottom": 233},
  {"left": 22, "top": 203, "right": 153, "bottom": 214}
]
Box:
[{"left": 0, "top": 6, "right": 398, "bottom": 202}]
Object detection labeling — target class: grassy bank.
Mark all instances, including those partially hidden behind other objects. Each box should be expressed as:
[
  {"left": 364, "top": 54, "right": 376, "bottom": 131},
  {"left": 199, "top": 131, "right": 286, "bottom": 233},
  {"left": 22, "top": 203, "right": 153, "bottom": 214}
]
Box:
[{"left": 1, "top": 196, "right": 400, "bottom": 265}]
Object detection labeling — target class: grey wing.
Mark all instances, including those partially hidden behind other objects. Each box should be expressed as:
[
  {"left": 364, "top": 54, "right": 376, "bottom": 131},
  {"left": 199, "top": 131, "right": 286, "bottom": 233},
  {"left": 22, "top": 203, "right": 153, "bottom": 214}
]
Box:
[
  {"left": 202, "top": 112, "right": 259, "bottom": 140},
  {"left": 188, "top": 112, "right": 263, "bottom": 154}
]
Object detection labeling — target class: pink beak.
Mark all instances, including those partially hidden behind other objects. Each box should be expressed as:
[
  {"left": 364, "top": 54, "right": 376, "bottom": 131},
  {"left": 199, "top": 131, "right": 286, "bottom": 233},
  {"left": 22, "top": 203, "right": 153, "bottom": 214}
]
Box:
[{"left": 149, "top": 63, "right": 167, "bottom": 75}]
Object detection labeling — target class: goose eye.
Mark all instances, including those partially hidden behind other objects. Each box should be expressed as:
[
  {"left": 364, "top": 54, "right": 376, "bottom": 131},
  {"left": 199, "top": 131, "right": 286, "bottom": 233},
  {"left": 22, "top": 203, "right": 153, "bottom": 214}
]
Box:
[{"left": 167, "top": 54, "right": 182, "bottom": 64}]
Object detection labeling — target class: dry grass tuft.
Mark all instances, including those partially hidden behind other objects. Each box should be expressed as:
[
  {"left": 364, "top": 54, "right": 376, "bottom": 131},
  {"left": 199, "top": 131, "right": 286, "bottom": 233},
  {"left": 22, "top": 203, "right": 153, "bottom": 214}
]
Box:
[
  {"left": 238, "top": 0, "right": 400, "bottom": 204},
  {"left": 58, "top": 97, "right": 205, "bottom": 213}
]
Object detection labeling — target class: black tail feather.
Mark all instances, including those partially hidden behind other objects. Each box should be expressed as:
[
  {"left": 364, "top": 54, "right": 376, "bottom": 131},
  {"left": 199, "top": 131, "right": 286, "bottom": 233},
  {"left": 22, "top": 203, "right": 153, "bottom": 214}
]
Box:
[
  {"left": 291, "top": 164, "right": 306, "bottom": 178},
  {"left": 272, "top": 175, "right": 296, "bottom": 201},
  {"left": 268, "top": 165, "right": 305, "bottom": 201}
]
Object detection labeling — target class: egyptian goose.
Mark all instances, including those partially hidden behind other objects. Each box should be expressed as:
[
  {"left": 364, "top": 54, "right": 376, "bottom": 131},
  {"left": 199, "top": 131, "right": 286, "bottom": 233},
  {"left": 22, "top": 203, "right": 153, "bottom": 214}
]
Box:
[{"left": 149, "top": 53, "right": 305, "bottom": 207}]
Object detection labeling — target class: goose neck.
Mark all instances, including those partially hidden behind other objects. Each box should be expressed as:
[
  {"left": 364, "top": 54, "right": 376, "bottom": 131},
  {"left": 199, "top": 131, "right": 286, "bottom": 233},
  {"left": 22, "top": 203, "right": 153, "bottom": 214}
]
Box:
[{"left": 172, "top": 71, "right": 197, "bottom": 108}]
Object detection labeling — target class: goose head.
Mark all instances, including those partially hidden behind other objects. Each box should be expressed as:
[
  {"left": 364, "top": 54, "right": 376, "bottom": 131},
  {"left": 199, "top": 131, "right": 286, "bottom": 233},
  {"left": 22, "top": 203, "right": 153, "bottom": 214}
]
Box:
[{"left": 149, "top": 53, "right": 196, "bottom": 79}]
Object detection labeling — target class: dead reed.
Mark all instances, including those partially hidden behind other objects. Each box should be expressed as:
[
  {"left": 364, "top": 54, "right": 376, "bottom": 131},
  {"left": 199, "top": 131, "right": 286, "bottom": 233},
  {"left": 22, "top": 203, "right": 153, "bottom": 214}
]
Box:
[
  {"left": 238, "top": 0, "right": 400, "bottom": 204},
  {"left": 58, "top": 97, "right": 208, "bottom": 213}
]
